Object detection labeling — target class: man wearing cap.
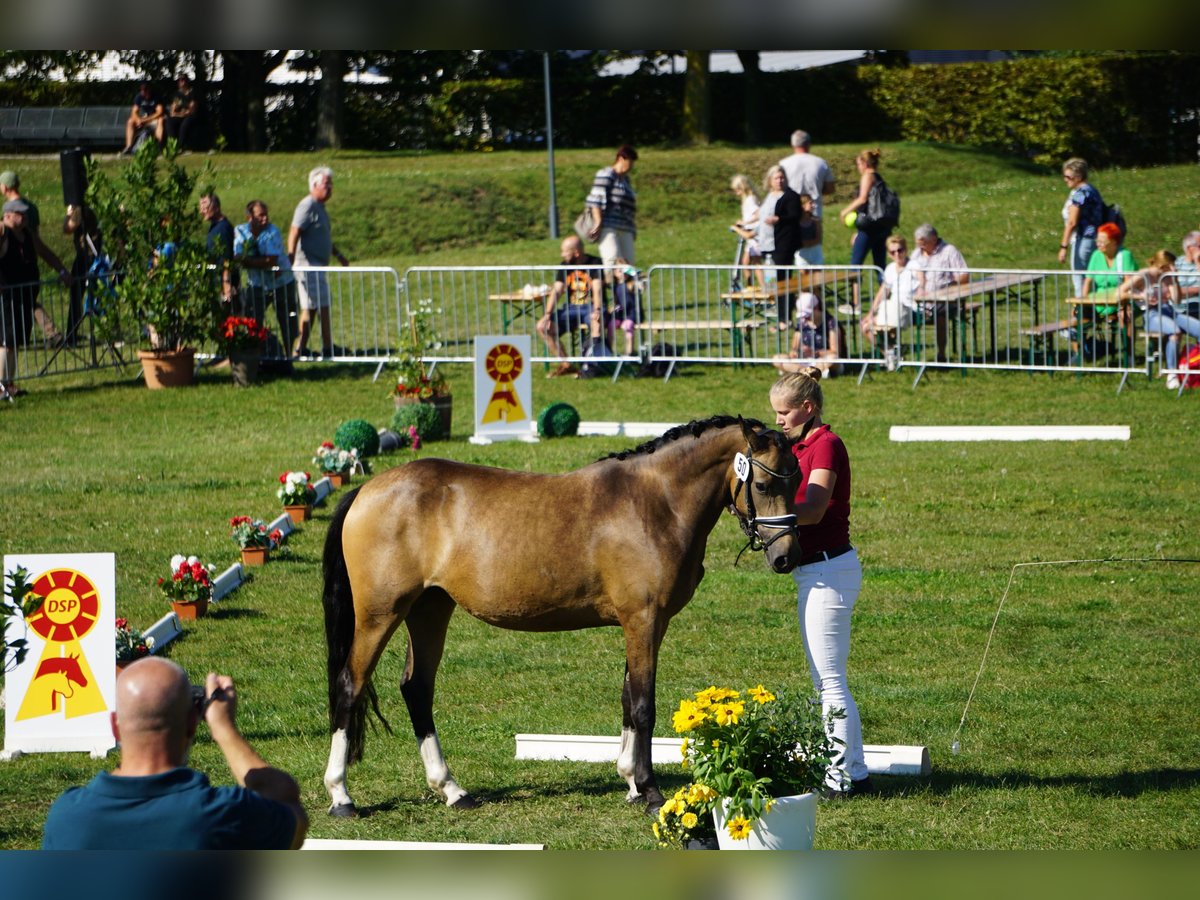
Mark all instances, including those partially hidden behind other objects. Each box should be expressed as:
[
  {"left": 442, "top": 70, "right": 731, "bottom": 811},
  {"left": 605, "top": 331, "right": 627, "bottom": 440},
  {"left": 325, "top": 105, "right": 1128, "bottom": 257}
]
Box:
[
  {"left": 0, "top": 199, "right": 46, "bottom": 395},
  {"left": 0, "top": 170, "right": 72, "bottom": 346}
]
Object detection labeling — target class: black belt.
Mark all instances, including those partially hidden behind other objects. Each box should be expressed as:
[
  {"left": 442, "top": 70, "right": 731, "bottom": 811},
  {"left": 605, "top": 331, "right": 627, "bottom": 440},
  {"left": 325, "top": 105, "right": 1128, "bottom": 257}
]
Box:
[{"left": 797, "top": 544, "right": 853, "bottom": 567}]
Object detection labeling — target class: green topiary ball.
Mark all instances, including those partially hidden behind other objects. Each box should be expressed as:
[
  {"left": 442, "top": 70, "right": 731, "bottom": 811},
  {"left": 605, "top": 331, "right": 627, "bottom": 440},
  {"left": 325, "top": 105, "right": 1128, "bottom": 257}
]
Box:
[
  {"left": 334, "top": 418, "right": 381, "bottom": 458},
  {"left": 391, "top": 402, "right": 446, "bottom": 442},
  {"left": 537, "top": 402, "right": 580, "bottom": 437}
]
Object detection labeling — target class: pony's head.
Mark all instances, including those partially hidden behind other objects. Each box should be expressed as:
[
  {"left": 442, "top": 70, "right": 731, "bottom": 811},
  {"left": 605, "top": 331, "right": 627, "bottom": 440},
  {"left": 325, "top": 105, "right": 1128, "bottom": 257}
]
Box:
[{"left": 728, "top": 417, "right": 800, "bottom": 573}]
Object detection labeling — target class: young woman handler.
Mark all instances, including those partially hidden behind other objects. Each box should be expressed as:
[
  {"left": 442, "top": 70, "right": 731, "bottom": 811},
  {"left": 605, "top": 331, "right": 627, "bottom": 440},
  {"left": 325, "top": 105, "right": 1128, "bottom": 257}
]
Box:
[{"left": 769, "top": 367, "right": 873, "bottom": 798}]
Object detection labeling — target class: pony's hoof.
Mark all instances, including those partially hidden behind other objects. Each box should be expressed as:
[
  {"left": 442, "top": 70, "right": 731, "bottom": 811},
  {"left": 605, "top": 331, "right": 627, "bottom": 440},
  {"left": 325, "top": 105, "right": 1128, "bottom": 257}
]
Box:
[
  {"left": 644, "top": 798, "right": 665, "bottom": 818},
  {"left": 328, "top": 802, "right": 358, "bottom": 818},
  {"left": 450, "top": 793, "right": 481, "bottom": 810}
]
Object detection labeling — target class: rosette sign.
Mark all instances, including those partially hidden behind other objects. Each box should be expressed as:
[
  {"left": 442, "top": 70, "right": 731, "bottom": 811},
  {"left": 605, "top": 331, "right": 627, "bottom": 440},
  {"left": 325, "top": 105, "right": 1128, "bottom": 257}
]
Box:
[
  {"left": 3, "top": 553, "right": 117, "bottom": 758},
  {"left": 471, "top": 335, "right": 536, "bottom": 444}
]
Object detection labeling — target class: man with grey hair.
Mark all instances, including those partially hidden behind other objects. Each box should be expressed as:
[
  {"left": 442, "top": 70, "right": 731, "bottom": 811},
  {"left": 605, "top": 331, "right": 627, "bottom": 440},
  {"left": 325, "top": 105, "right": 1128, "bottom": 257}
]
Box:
[
  {"left": 908, "top": 223, "right": 969, "bottom": 363},
  {"left": 778, "top": 129, "right": 836, "bottom": 222},
  {"left": 42, "top": 658, "right": 307, "bottom": 849},
  {"left": 1177, "top": 231, "right": 1200, "bottom": 314},
  {"left": 288, "top": 165, "right": 349, "bottom": 359}
]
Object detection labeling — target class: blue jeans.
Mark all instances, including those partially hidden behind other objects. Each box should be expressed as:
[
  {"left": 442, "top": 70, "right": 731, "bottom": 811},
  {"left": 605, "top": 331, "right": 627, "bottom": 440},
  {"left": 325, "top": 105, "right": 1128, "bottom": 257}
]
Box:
[
  {"left": 1144, "top": 306, "right": 1200, "bottom": 370},
  {"left": 1070, "top": 235, "right": 1096, "bottom": 295},
  {"left": 851, "top": 224, "right": 890, "bottom": 270}
]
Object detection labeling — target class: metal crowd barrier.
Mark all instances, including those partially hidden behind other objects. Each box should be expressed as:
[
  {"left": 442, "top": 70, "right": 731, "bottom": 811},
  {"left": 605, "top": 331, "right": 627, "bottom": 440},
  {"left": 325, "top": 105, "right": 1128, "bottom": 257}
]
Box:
[{"left": 6, "top": 261, "right": 1195, "bottom": 396}]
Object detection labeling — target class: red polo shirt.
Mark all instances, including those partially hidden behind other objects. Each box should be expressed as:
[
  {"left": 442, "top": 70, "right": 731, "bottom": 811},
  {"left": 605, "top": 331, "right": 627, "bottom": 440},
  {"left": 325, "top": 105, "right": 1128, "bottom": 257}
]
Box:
[{"left": 790, "top": 424, "right": 851, "bottom": 553}]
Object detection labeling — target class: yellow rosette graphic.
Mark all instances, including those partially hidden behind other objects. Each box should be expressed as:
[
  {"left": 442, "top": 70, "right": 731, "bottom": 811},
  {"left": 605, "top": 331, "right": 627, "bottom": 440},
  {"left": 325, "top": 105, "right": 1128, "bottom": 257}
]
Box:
[
  {"left": 481, "top": 342, "right": 526, "bottom": 424},
  {"left": 16, "top": 568, "right": 107, "bottom": 721}
]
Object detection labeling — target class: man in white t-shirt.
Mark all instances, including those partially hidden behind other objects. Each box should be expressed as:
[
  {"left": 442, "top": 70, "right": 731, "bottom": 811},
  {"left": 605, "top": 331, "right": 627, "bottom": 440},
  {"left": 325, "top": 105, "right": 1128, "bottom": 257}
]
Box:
[{"left": 778, "top": 130, "right": 836, "bottom": 222}]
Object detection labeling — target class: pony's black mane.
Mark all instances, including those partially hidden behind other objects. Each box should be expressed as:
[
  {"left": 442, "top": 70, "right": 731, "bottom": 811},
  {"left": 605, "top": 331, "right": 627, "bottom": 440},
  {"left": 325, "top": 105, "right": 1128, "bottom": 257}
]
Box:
[{"left": 604, "top": 414, "right": 784, "bottom": 462}]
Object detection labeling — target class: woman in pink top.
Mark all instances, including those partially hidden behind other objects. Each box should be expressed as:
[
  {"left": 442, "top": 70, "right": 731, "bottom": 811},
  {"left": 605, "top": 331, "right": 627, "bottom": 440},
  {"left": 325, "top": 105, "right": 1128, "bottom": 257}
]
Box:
[{"left": 769, "top": 367, "right": 872, "bottom": 799}]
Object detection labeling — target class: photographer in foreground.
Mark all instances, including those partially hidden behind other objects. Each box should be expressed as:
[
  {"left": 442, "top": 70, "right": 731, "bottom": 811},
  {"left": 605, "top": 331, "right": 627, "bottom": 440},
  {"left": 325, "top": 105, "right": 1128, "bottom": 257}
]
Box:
[{"left": 42, "top": 658, "right": 307, "bottom": 849}]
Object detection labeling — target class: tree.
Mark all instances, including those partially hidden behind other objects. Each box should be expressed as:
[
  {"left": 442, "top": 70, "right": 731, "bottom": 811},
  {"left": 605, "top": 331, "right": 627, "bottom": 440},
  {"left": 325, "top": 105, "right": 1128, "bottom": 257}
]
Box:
[
  {"left": 736, "top": 51, "right": 764, "bottom": 144},
  {"left": 315, "top": 51, "right": 346, "bottom": 150},
  {"left": 681, "top": 51, "right": 711, "bottom": 145}
]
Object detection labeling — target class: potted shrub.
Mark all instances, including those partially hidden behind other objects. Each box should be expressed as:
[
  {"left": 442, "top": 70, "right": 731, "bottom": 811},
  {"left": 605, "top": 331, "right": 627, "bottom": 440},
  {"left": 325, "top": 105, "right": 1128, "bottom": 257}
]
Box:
[
  {"left": 391, "top": 296, "right": 451, "bottom": 436},
  {"left": 656, "top": 684, "right": 843, "bottom": 850},
  {"left": 85, "top": 142, "right": 224, "bottom": 388},
  {"left": 157, "top": 555, "right": 215, "bottom": 620},
  {"left": 220, "top": 315, "right": 270, "bottom": 386},
  {"left": 115, "top": 617, "right": 155, "bottom": 671},
  {"left": 277, "top": 471, "right": 316, "bottom": 523},
  {"left": 230, "top": 516, "right": 281, "bottom": 566}
]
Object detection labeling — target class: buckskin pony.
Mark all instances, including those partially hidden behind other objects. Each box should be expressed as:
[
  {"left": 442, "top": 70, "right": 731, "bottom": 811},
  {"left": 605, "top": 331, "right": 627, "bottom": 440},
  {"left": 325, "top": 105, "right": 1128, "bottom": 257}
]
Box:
[{"left": 321, "top": 415, "right": 801, "bottom": 817}]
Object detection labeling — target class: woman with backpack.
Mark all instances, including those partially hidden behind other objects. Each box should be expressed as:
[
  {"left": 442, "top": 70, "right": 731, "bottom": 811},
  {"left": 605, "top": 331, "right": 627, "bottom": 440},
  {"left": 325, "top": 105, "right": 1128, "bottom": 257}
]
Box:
[
  {"left": 1057, "top": 157, "right": 1106, "bottom": 295},
  {"left": 839, "top": 148, "right": 895, "bottom": 276}
]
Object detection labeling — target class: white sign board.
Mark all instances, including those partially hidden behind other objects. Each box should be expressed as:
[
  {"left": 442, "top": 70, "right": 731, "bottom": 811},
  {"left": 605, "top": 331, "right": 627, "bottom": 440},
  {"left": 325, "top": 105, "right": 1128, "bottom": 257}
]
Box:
[
  {"left": 3, "top": 553, "right": 117, "bottom": 758},
  {"left": 470, "top": 335, "right": 538, "bottom": 444}
]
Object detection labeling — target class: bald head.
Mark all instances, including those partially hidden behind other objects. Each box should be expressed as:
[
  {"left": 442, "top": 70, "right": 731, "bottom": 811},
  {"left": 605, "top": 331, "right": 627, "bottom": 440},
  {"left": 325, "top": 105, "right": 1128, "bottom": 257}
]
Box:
[
  {"left": 560, "top": 235, "right": 583, "bottom": 263},
  {"left": 116, "top": 657, "right": 193, "bottom": 739}
]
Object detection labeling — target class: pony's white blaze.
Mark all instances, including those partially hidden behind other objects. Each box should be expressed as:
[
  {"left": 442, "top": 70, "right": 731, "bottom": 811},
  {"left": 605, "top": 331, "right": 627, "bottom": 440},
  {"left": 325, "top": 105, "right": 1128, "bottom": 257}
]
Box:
[
  {"left": 324, "top": 728, "right": 353, "bottom": 810},
  {"left": 420, "top": 734, "right": 469, "bottom": 806},
  {"left": 617, "top": 727, "right": 640, "bottom": 800}
]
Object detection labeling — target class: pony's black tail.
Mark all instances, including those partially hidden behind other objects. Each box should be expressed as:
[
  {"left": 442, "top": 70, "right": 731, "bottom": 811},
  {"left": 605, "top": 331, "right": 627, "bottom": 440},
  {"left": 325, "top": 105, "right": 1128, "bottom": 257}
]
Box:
[{"left": 323, "top": 485, "right": 389, "bottom": 764}]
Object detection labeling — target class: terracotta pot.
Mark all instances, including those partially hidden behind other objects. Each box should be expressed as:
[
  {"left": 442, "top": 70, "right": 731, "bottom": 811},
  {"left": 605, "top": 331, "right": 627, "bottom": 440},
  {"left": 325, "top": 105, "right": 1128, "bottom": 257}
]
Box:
[
  {"left": 170, "top": 596, "right": 210, "bottom": 621},
  {"left": 138, "top": 348, "right": 196, "bottom": 389},
  {"left": 284, "top": 504, "right": 312, "bottom": 524},
  {"left": 326, "top": 470, "right": 348, "bottom": 488},
  {"left": 393, "top": 394, "right": 453, "bottom": 438},
  {"left": 240, "top": 546, "right": 269, "bottom": 567},
  {"left": 229, "top": 351, "right": 260, "bottom": 387}
]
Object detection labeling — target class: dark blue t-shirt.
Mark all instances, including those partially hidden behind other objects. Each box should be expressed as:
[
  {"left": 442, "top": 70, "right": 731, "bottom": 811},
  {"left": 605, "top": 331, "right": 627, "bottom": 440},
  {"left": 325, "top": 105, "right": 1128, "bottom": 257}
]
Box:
[
  {"left": 42, "top": 767, "right": 296, "bottom": 850},
  {"left": 1069, "top": 182, "right": 1105, "bottom": 239}
]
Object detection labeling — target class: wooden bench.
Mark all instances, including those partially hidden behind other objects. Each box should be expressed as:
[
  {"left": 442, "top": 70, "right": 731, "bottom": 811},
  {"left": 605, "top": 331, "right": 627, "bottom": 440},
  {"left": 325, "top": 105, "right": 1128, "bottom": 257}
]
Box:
[
  {"left": 0, "top": 106, "right": 127, "bottom": 148},
  {"left": 638, "top": 318, "right": 764, "bottom": 359},
  {"left": 1019, "top": 318, "right": 1073, "bottom": 364}
]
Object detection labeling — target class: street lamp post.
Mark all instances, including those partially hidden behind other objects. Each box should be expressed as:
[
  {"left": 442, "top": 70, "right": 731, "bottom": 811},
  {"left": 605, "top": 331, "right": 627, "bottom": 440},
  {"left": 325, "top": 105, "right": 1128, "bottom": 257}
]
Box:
[{"left": 543, "top": 52, "right": 559, "bottom": 239}]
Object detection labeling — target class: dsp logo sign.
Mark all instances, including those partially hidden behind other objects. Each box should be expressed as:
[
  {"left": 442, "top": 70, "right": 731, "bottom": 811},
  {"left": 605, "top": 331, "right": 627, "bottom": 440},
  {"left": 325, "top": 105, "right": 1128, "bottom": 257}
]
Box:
[{"left": 3, "top": 553, "right": 116, "bottom": 758}]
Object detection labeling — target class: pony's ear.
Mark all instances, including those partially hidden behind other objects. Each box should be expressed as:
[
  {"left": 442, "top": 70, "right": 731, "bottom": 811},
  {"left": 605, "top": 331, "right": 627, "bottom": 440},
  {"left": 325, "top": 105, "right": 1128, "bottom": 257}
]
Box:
[{"left": 739, "top": 415, "right": 759, "bottom": 445}]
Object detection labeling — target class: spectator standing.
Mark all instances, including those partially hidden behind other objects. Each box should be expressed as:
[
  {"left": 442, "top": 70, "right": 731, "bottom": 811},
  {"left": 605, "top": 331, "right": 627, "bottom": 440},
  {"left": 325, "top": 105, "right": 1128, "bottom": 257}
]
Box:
[
  {"left": 235, "top": 199, "right": 299, "bottom": 358},
  {"left": 63, "top": 202, "right": 103, "bottom": 344},
  {"left": 759, "top": 165, "right": 803, "bottom": 328},
  {"left": 768, "top": 368, "right": 872, "bottom": 799},
  {"left": 1057, "top": 157, "right": 1105, "bottom": 294},
  {"left": 42, "top": 659, "right": 307, "bottom": 849},
  {"left": 730, "top": 173, "right": 764, "bottom": 290},
  {"left": 0, "top": 199, "right": 43, "bottom": 396},
  {"left": 795, "top": 193, "right": 824, "bottom": 266},
  {"left": 536, "top": 235, "right": 604, "bottom": 378},
  {"left": 778, "top": 129, "right": 836, "bottom": 223},
  {"left": 165, "top": 75, "right": 200, "bottom": 150},
  {"left": 0, "top": 169, "right": 71, "bottom": 344},
  {"left": 121, "top": 82, "right": 164, "bottom": 155},
  {"left": 839, "top": 148, "right": 892, "bottom": 275},
  {"left": 586, "top": 145, "right": 638, "bottom": 267},
  {"left": 200, "top": 192, "right": 236, "bottom": 306},
  {"left": 908, "top": 223, "right": 969, "bottom": 363},
  {"left": 288, "top": 166, "right": 349, "bottom": 359}
]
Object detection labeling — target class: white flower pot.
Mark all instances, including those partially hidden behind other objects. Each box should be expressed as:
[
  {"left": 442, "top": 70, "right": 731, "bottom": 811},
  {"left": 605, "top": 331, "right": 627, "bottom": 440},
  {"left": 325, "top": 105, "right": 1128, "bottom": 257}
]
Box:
[{"left": 712, "top": 792, "right": 817, "bottom": 850}]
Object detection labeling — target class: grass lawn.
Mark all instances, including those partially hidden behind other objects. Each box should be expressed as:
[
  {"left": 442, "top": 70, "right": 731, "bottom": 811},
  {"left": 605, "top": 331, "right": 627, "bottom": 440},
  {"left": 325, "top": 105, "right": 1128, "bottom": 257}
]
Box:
[
  {"left": 1, "top": 358, "right": 1197, "bottom": 850},
  {"left": 1, "top": 142, "right": 1197, "bottom": 850}
]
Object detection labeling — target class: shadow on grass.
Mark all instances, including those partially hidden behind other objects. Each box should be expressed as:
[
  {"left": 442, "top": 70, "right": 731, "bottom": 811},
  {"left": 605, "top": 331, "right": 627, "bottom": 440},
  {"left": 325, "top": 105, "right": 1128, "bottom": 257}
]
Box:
[
  {"left": 207, "top": 607, "right": 267, "bottom": 621},
  {"left": 913, "top": 766, "right": 1200, "bottom": 798}
]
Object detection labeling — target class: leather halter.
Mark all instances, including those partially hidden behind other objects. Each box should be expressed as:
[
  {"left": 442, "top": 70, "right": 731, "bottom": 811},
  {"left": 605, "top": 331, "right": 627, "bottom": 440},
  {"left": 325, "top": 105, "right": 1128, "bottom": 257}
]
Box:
[{"left": 729, "top": 440, "right": 799, "bottom": 557}]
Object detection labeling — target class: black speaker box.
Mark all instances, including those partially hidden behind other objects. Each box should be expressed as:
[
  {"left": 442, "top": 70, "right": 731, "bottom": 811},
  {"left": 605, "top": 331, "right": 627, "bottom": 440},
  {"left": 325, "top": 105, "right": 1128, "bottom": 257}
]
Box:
[{"left": 60, "top": 148, "right": 89, "bottom": 207}]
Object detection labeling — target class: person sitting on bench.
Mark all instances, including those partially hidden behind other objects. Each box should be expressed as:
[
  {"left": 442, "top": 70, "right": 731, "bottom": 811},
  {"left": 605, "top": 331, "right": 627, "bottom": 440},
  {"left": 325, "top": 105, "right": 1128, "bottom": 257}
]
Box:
[
  {"left": 122, "top": 82, "right": 164, "bottom": 155},
  {"left": 537, "top": 235, "right": 604, "bottom": 378}
]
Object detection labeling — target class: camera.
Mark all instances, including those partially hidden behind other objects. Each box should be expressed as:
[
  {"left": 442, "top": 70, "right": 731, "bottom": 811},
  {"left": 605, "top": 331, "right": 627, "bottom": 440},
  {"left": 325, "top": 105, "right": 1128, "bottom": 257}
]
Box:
[{"left": 190, "top": 684, "right": 208, "bottom": 713}]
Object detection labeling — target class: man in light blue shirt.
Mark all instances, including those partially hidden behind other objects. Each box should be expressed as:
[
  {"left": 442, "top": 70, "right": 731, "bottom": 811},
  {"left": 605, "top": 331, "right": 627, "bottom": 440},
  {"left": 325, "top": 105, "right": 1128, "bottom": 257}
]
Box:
[{"left": 234, "top": 199, "right": 298, "bottom": 357}]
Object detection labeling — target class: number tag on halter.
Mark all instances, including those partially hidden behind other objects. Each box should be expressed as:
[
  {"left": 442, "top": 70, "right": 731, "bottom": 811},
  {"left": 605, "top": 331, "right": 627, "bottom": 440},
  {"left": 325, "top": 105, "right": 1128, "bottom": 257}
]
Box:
[{"left": 733, "top": 452, "right": 751, "bottom": 483}]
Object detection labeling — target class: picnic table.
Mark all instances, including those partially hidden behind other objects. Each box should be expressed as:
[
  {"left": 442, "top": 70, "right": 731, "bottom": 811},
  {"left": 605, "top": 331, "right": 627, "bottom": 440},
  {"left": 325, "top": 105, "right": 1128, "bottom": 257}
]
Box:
[
  {"left": 921, "top": 271, "right": 1045, "bottom": 361},
  {"left": 721, "top": 269, "right": 860, "bottom": 356},
  {"left": 487, "top": 287, "right": 549, "bottom": 333}
]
